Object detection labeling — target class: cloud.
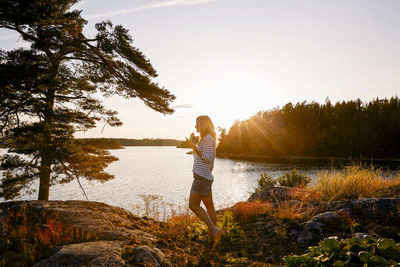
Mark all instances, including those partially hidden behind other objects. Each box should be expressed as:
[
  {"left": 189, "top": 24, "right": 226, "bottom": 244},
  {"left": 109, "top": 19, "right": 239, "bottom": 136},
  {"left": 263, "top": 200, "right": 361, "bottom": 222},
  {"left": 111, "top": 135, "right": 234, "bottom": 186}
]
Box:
[
  {"left": 86, "top": 0, "right": 221, "bottom": 19},
  {"left": 172, "top": 104, "right": 194, "bottom": 109}
]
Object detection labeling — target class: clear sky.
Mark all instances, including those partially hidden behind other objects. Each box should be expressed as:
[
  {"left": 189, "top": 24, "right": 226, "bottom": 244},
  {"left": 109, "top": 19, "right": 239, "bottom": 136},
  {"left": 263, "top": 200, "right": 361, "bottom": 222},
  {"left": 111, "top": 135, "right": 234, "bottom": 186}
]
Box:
[{"left": 1, "top": 0, "right": 399, "bottom": 140}]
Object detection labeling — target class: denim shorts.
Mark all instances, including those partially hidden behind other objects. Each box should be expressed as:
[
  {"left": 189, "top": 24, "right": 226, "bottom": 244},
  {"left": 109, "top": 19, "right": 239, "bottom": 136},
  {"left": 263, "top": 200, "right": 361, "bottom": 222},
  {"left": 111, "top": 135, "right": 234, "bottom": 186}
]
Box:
[{"left": 190, "top": 173, "right": 213, "bottom": 196}]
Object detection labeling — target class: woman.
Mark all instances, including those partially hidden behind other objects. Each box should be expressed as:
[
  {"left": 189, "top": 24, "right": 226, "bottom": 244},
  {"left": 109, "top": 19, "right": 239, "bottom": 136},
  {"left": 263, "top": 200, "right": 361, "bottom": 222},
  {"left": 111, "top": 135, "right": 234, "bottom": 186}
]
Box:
[{"left": 186, "top": 115, "right": 222, "bottom": 241}]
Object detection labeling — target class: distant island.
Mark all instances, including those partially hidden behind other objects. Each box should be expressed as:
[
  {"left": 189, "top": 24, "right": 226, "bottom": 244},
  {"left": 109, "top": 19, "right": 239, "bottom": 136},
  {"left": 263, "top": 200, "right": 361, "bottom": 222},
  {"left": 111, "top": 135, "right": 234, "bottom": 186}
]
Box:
[{"left": 79, "top": 138, "right": 185, "bottom": 149}]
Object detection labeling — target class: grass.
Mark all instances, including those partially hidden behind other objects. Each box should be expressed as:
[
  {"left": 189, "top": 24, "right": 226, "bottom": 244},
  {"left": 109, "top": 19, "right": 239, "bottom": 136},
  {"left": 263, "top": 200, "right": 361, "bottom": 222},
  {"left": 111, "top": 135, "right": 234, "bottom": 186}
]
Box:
[
  {"left": 231, "top": 201, "right": 273, "bottom": 223},
  {"left": 309, "top": 165, "right": 400, "bottom": 202},
  {"left": 273, "top": 200, "right": 316, "bottom": 221}
]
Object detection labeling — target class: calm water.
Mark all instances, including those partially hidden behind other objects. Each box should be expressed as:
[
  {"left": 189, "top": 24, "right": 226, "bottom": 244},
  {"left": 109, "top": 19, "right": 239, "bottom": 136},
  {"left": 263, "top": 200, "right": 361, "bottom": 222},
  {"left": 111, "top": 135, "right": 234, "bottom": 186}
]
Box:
[{"left": 0, "top": 147, "right": 327, "bottom": 212}]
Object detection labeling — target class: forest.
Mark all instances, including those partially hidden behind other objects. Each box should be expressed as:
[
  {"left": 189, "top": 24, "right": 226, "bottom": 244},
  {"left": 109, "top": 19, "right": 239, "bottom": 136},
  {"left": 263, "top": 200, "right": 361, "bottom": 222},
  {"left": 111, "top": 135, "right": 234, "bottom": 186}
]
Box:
[{"left": 217, "top": 97, "right": 400, "bottom": 159}]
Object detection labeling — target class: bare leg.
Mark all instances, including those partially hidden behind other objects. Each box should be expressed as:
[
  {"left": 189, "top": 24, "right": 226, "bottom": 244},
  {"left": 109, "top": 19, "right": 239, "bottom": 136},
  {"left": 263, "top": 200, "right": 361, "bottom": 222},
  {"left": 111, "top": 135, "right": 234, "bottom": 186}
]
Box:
[
  {"left": 189, "top": 192, "right": 218, "bottom": 233},
  {"left": 202, "top": 191, "right": 217, "bottom": 225}
]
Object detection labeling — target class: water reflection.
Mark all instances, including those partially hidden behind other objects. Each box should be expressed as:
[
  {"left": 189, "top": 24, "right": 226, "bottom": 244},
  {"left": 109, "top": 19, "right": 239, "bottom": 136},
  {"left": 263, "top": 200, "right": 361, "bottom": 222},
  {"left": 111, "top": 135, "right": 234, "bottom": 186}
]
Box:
[{"left": 0, "top": 147, "right": 397, "bottom": 214}]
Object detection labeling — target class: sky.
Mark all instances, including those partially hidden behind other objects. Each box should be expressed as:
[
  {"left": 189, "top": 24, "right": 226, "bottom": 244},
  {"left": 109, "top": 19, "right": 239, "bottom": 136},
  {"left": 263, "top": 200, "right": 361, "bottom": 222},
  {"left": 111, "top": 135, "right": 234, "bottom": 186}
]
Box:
[{"left": 1, "top": 0, "right": 399, "bottom": 140}]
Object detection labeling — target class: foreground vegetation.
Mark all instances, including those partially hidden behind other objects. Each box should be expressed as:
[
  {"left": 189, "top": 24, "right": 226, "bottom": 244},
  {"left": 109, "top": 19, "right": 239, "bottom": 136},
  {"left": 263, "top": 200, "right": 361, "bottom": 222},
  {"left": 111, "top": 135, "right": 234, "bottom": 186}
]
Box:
[
  {"left": 284, "top": 236, "right": 400, "bottom": 267},
  {"left": 2, "top": 166, "right": 400, "bottom": 266}
]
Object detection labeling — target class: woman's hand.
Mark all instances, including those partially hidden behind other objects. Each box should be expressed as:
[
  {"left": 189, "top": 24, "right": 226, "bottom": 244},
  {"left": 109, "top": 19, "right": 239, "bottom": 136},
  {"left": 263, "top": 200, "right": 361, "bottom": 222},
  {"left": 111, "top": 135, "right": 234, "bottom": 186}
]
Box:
[
  {"left": 185, "top": 137, "right": 202, "bottom": 157},
  {"left": 185, "top": 137, "right": 196, "bottom": 149}
]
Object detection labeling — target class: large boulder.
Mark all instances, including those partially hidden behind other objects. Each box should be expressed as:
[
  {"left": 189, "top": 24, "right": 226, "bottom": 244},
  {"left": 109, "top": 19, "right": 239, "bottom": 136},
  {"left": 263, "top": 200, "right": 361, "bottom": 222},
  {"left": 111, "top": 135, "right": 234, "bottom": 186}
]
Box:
[
  {"left": 127, "top": 245, "right": 171, "bottom": 267},
  {"left": 0, "top": 200, "right": 168, "bottom": 267},
  {"left": 32, "top": 241, "right": 126, "bottom": 267},
  {"left": 248, "top": 186, "right": 300, "bottom": 202}
]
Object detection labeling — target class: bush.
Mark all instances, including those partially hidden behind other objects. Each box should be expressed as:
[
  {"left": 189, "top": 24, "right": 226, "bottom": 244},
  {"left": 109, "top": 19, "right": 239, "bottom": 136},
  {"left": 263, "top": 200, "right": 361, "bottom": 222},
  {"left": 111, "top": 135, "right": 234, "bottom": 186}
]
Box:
[
  {"left": 256, "top": 172, "right": 277, "bottom": 191},
  {"left": 277, "top": 169, "right": 310, "bottom": 187},
  {"left": 284, "top": 236, "right": 400, "bottom": 267}
]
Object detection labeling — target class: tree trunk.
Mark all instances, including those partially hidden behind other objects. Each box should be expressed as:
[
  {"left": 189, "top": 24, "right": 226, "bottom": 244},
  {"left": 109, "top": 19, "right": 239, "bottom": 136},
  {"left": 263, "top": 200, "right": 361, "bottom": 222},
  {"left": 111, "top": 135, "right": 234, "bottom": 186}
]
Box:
[
  {"left": 38, "top": 85, "right": 56, "bottom": 200},
  {"left": 38, "top": 155, "right": 51, "bottom": 200}
]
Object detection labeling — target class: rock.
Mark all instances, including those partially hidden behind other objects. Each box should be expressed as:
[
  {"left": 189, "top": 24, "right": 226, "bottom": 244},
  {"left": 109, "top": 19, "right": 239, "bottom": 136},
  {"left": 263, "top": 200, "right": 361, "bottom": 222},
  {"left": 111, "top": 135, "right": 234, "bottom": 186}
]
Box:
[
  {"left": 311, "top": 211, "right": 344, "bottom": 225},
  {"left": 311, "top": 198, "right": 400, "bottom": 220},
  {"left": 289, "top": 229, "right": 299, "bottom": 239},
  {"left": 248, "top": 186, "right": 300, "bottom": 202},
  {"left": 0, "top": 239, "right": 11, "bottom": 254},
  {"left": 0, "top": 201, "right": 165, "bottom": 266},
  {"left": 296, "top": 230, "right": 318, "bottom": 244},
  {"left": 32, "top": 241, "right": 126, "bottom": 267},
  {"left": 129, "top": 245, "right": 171, "bottom": 267},
  {"left": 303, "top": 221, "right": 324, "bottom": 235},
  {"left": 0, "top": 200, "right": 157, "bottom": 243},
  {"left": 0, "top": 251, "right": 22, "bottom": 263},
  {"left": 354, "top": 232, "right": 374, "bottom": 240}
]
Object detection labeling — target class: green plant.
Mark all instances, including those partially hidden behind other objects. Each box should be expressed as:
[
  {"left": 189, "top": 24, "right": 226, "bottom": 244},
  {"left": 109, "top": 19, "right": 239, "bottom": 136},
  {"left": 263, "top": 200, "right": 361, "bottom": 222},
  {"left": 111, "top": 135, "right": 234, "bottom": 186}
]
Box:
[
  {"left": 217, "top": 211, "right": 245, "bottom": 248},
  {"left": 283, "top": 236, "right": 400, "bottom": 267},
  {"left": 256, "top": 172, "right": 277, "bottom": 191},
  {"left": 278, "top": 169, "right": 311, "bottom": 187}
]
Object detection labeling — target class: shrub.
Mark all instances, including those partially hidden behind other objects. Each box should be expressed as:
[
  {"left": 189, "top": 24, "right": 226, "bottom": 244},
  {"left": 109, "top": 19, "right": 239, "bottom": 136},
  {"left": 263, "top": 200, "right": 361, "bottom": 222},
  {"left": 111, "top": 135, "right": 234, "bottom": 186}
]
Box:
[
  {"left": 256, "top": 172, "right": 277, "bottom": 191},
  {"left": 278, "top": 169, "right": 311, "bottom": 187},
  {"left": 284, "top": 236, "right": 400, "bottom": 267}
]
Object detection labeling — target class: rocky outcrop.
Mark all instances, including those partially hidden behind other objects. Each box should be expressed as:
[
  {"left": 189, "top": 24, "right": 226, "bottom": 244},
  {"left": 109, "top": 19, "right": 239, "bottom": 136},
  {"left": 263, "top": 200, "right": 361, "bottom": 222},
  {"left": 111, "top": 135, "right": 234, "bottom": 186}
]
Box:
[
  {"left": 0, "top": 200, "right": 171, "bottom": 267},
  {"left": 2, "top": 194, "right": 400, "bottom": 266},
  {"left": 246, "top": 188, "right": 400, "bottom": 249}
]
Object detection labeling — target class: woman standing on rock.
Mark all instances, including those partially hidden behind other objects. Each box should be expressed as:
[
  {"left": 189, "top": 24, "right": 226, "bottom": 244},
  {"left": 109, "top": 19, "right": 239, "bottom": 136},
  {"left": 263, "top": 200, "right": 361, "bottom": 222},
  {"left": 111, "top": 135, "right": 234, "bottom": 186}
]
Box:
[{"left": 186, "top": 115, "right": 222, "bottom": 242}]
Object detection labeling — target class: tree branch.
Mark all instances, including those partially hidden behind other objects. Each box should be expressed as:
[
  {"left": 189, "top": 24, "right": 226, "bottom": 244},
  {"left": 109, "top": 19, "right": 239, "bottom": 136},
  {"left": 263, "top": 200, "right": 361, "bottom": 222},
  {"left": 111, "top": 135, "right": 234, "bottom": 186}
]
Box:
[
  {"left": 0, "top": 23, "right": 39, "bottom": 42},
  {"left": 55, "top": 95, "right": 85, "bottom": 100},
  {"left": 59, "top": 160, "right": 89, "bottom": 201}
]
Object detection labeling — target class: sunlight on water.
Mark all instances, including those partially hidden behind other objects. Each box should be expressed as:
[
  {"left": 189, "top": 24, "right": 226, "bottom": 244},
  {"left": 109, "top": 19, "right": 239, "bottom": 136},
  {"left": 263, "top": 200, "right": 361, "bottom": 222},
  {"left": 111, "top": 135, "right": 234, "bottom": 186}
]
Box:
[{"left": 0, "top": 147, "right": 324, "bottom": 213}]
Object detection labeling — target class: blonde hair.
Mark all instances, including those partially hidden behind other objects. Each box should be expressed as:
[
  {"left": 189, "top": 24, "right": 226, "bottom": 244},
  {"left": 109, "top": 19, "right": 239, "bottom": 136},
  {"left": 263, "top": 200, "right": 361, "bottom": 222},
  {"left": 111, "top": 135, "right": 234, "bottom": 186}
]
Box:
[{"left": 196, "top": 115, "right": 217, "bottom": 141}]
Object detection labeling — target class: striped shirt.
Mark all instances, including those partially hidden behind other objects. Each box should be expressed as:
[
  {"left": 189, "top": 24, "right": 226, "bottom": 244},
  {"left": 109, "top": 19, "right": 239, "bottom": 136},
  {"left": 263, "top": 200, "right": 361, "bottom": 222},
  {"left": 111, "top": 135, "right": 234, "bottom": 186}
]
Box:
[{"left": 192, "top": 134, "right": 216, "bottom": 181}]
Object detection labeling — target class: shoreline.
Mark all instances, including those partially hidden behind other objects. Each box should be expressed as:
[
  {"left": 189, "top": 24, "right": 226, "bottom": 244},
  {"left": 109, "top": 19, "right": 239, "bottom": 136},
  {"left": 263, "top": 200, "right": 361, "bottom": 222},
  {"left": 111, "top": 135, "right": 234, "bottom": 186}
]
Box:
[{"left": 216, "top": 152, "right": 400, "bottom": 167}]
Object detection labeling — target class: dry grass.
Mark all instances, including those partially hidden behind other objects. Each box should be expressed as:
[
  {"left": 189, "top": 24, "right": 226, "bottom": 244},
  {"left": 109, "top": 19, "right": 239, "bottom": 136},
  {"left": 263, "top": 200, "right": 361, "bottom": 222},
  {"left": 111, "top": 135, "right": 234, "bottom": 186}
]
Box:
[
  {"left": 164, "top": 213, "right": 199, "bottom": 236},
  {"left": 231, "top": 201, "right": 273, "bottom": 223},
  {"left": 310, "top": 166, "right": 400, "bottom": 202},
  {"left": 273, "top": 200, "right": 316, "bottom": 221}
]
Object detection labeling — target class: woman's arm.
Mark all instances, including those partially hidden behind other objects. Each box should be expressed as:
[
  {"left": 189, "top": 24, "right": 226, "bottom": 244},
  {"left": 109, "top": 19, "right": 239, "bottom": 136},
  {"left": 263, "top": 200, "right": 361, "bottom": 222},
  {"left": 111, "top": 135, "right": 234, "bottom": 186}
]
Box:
[{"left": 199, "top": 135, "right": 215, "bottom": 164}]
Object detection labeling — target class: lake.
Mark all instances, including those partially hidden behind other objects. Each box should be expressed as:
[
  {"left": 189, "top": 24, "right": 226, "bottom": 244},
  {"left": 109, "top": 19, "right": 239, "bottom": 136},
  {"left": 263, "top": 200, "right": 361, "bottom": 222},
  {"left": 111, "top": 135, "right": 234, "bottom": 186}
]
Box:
[
  {"left": 0, "top": 147, "right": 327, "bottom": 212},
  {"left": 1, "top": 147, "right": 396, "bottom": 216}
]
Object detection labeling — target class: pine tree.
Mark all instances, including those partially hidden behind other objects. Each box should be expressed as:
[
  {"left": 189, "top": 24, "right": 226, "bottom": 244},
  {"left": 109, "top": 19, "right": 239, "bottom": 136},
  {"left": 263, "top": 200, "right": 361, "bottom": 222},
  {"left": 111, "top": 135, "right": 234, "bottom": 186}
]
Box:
[{"left": 0, "top": 0, "right": 175, "bottom": 200}]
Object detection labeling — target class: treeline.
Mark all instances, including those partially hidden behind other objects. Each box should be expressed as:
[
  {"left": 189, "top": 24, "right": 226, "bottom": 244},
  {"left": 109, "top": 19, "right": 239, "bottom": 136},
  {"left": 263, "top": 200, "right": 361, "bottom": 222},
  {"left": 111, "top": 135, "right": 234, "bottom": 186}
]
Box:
[
  {"left": 116, "top": 138, "right": 182, "bottom": 146},
  {"left": 79, "top": 138, "right": 184, "bottom": 148},
  {"left": 80, "top": 138, "right": 182, "bottom": 148},
  {"left": 217, "top": 97, "right": 400, "bottom": 159},
  {"left": 79, "top": 138, "right": 123, "bottom": 149}
]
